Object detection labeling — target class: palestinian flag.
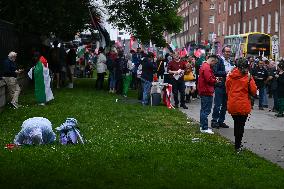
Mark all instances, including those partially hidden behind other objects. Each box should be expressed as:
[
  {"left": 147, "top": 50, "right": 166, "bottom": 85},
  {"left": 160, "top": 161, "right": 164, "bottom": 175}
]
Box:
[{"left": 34, "top": 56, "right": 54, "bottom": 103}]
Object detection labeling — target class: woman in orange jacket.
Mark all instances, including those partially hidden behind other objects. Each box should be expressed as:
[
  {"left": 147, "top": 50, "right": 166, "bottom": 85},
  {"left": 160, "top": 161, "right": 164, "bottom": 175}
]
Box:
[{"left": 226, "top": 58, "right": 257, "bottom": 153}]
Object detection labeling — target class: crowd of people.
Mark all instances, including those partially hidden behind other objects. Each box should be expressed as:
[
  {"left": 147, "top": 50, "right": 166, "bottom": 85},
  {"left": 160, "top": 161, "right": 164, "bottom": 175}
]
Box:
[{"left": 2, "top": 43, "right": 284, "bottom": 153}]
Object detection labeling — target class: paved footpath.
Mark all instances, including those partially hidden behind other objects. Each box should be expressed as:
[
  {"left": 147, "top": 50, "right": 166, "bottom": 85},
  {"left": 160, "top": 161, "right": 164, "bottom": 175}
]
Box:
[{"left": 180, "top": 98, "right": 284, "bottom": 168}]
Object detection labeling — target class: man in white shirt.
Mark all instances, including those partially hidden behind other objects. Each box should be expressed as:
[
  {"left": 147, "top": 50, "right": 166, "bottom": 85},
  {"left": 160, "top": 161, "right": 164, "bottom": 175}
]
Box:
[{"left": 211, "top": 46, "right": 234, "bottom": 129}]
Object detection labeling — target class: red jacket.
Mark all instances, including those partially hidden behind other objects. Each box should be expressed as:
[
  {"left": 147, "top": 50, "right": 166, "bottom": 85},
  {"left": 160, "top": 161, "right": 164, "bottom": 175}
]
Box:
[
  {"left": 226, "top": 68, "right": 257, "bottom": 115},
  {"left": 198, "top": 62, "right": 216, "bottom": 96}
]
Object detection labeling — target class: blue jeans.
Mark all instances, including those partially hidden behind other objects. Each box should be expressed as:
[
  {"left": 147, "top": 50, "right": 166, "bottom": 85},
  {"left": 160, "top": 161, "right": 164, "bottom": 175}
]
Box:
[
  {"left": 259, "top": 86, "right": 266, "bottom": 107},
  {"left": 109, "top": 71, "right": 116, "bottom": 89},
  {"left": 263, "top": 86, "right": 268, "bottom": 106},
  {"left": 200, "top": 96, "right": 213, "bottom": 130},
  {"left": 212, "top": 87, "right": 227, "bottom": 124},
  {"left": 141, "top": 78, "right": 152, "bottom": 105}
]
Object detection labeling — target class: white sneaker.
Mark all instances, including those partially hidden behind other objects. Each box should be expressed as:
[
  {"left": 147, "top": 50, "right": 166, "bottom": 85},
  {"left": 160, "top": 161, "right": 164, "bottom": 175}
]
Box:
[
  {"left": 200, "top": 128, "right": 214, "bottom": 134},
  {"left": 11, "top": 102, "right": 19, "bottom": 109},
  {"left": 39, "top": 103, "right": 46, "bottom": 106}
]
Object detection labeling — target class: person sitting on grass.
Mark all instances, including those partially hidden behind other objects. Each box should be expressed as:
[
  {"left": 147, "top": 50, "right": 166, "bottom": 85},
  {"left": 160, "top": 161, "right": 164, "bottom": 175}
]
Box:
[{"left": 275, "top": 61, "right": 284, "bottom": 117}]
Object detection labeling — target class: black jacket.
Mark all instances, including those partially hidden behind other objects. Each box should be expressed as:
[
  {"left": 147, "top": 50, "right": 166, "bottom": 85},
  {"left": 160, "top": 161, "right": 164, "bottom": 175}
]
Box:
[
  {"left": 141, "top": 57, "right": 157, "bottom": 82},
  {"left": 2, "top": 58, "right": 17, "bottom": 78},
  {"left": 277, "top": 73, "right": 284, "bottom": 98}
]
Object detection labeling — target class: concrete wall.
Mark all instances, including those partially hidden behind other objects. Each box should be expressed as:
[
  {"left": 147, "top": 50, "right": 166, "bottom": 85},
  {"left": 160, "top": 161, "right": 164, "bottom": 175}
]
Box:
[{"left": 0, "top": 74, "right": 30, "bottom": 112}]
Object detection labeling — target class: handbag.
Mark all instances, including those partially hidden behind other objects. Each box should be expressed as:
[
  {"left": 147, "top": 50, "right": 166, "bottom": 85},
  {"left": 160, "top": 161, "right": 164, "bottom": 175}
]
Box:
[{"left": 184, "top": 72, "right": 195, "bottom": 81}]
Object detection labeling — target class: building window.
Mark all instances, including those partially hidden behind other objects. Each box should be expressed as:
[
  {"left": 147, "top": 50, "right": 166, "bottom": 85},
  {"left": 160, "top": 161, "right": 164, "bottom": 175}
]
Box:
[
  {"left": 209, "top": 16, "right": 215, "bottom": 24},
  {"left": 218, "top": 23, "right": 221, "bottom": 36},
  {"left": 238, "top": 22, "right": 240, "bottom": 34},
  {"left": 249, "top": 0, "right": 252, "bottom": 9},
  {"left": 196, "top": 5, "right": 198, "bottom": 10},
  {"left": 219, "top": 3, "right": 221, "bottom": 14},
  {"left": 275, "top": 11, "right": 279, "bottom": 32},
  {"left": 229, "top": 25, "right": 231, "bottom": 35},
  {"left": 190, "top": 19, "right": 192, "bottom": 27},
  {"left": 222, "top": 21, "right": 226, "bottom": 35},
  {"left": 261, "top": 16, "right": 264, "bottom": 33},
  {"left": 243, "top": 22, "right": 246, "bottom": 33},
  {"left": 267, "top": 13, "right": 271, "bottom": 33},
  {"left": 262, "top": 0, "right": 265, "bottom": 4},
  {"left": 254, "top": 17, "right": 258, "bottom": 32},
  {"left": 255, "top": 0, "right": 258, "bottom": 8},
  {"left": 210, "top": 4, "right": 215, "bottom": 9},
  {"left": 233, "top": 23, "right": 236, "bottom": 35},
  {"left": 229, "top": 5, "right": 232, "bottom": 15},
  {"left": 249, "top": 20, "right": 252, "bottom": 32},
  {"left": 196, "top": 17, "right": 198, "bottom": 25},
  {"left": 239, "top": 1, "right": 241, "bottom": 12},
  {"left": 234, "top": 3, "right": 236, "bottom": 14},
  {"left": 224, "top": 1, "right": 226, "bottom": 12},
  {"left": 244, "top": 0, "right": 247, "bottom": 12},
  {"left": 195, "top": 32, "right": 197, "bottom": 42}
]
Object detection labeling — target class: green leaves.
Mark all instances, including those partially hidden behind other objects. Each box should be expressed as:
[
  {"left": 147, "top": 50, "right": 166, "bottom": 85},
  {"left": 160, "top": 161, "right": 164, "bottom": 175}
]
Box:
[
  {"left": 0, "top": 0, "right": 94, "bottom": 41},
  {"left": 103, "top": 0, "right": 182, "bottom": 47}
]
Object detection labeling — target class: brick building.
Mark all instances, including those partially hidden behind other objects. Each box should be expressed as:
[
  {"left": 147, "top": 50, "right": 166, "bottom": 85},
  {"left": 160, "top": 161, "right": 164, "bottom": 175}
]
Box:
[
  {"left": 227, "top": 0, "right": 280, "bottom": 57},
  {"left": 170, "top": 0, "right": 190, "bottom": 48},
  {"left": 215, "top": 0, "right": 229, "bottom": 44},
  {"left": 167, "top": 0, "right": 220, "bottom": 49},
  {"left": 167, "top": 0, "right": 284, "bottom": 57},
  {"left": 280, "top": 0, "right": 284, "bottom": 58}
]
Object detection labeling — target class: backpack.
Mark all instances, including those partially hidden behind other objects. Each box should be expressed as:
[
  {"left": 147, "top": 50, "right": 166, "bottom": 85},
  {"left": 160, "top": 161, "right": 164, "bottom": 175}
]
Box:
[{"left": 56, "top": 118, "right": 84, "bottom": 145}]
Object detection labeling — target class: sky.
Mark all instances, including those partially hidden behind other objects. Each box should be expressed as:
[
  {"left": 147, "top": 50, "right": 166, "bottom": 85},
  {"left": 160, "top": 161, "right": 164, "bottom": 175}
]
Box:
[{"left": 94, "top": 0, "right": 130, "bottom": 41}]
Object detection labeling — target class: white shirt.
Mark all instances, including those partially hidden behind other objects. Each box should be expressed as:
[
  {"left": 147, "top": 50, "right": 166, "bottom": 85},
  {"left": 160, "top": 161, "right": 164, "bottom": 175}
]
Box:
[
  {"left": 96, "top": 53, "right": 107, "bottom": 73},
  {"left": 221, "top": 56, "right": 234, "bottom": 73}
]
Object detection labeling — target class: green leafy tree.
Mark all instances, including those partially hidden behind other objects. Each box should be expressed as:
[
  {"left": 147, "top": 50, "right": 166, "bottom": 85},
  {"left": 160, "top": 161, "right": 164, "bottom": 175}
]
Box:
[
  {"left": 0, "top": 0, "right": 94, "bottom": 41},
  {"left": 103, "top": 0, "right": 183, "bottom": 47}
]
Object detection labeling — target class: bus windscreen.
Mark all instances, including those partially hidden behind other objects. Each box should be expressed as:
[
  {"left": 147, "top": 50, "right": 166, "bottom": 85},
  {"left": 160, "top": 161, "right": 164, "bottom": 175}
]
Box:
[{"left": 247, "top": 34, "right": 270, "bottom": 56}]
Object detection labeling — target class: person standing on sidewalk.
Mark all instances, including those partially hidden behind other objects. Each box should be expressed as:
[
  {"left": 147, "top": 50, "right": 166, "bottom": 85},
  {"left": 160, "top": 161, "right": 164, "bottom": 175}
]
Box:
[
  {"left": 198, "top": 55, "right": 219, "bottom": 134},
  {"left": 226, "top": 58, "right": 257, "bottom": 152},
  {"left": 252, "top": 59, "right": 268, "bottom": 110},
  {"left": 275, "top": 62, "right": 284, "bottom": 117},
  {"left": 211, "top": 46, "right": 234, "bottom": 129},
  {"left": 168, "top": 53, "right": 188, "bottom": 109},
  {"left": 2, "top": 52, "right": 23, "bottom": 109}
]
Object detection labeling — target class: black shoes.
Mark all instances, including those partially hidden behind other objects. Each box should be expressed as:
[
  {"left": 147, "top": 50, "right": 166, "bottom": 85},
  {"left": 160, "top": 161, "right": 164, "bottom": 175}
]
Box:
[
  {"left": 211, "top": 122, "right": 229, "bottom": 128},
  {"left": 211, "top": 122, "right": 219, "bottom": 129},
  {"left": 259, "top": 107, "right": 264, "bottom": 110},
  {"left": 235, "top": 145, "right": 244, "bottom": 154},
  {"left": 219, "top": 123, "right": 229, "bottom": 128},
  {"left": 174, "top": 104, "right": 188, "bottom": 109},
  {"left": 180, "top": 104, "right": 188, "bottom": 109},
  {"left": 275, "top": 113, "right": 284, "bottom": 117},
  {"left": 174, "top": 104, "right": 179, "bottom": 109}
]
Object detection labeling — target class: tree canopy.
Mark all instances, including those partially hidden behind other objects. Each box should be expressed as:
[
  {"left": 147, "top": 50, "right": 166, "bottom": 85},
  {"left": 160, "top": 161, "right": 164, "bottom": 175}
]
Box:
[
  {"left": 103, "top": 0, "right": 183, "bottom": 47},
  {"left": 0, "top": 0, "right": 182, "bottom": 46},
  {"left": 0, "top": 0, "right": 94, "bottom": 41}
]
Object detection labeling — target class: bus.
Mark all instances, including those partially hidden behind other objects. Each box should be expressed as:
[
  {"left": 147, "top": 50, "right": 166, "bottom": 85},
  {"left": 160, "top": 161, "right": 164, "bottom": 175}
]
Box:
[{"left": 224, "top": 32, "right": 271, "bottom": 58}]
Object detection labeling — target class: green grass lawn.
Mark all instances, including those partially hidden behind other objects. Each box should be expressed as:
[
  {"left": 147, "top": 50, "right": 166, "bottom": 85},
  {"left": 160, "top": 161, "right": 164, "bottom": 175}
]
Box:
[{"left": 1, "top": 79, "right": 284, "bottom": 189}]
